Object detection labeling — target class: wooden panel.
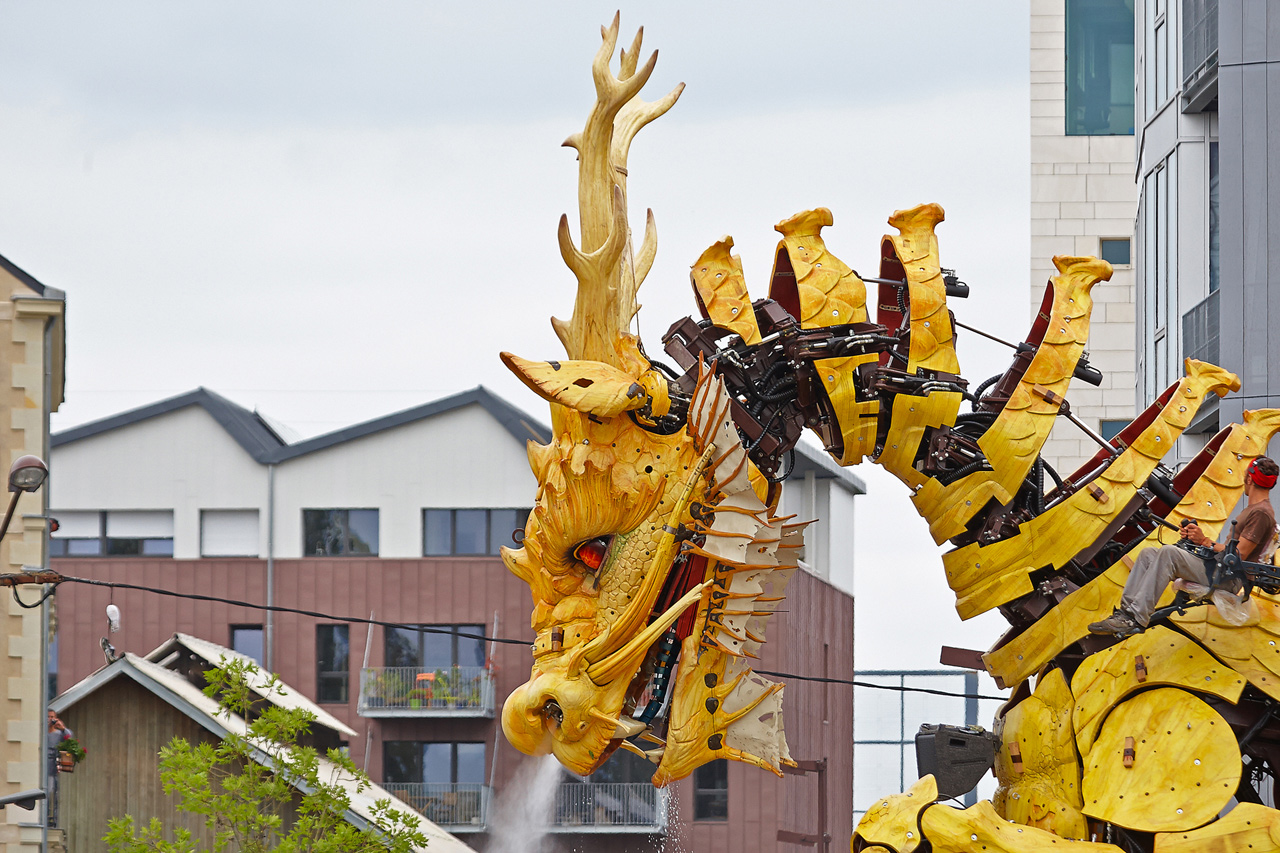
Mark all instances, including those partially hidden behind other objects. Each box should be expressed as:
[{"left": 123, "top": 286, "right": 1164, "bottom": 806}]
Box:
[
  {"left": 1081, "top": 689, "right": 1239, "bottom": 832},
  {"left": 1153, "top": 802, "right": 1280, "bottom": 852}
]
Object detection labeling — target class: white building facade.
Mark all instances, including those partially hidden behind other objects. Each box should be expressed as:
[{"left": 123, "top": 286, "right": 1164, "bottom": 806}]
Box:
[{"left": 1031, "top": 0, "right": 1140, "bottom": 475}]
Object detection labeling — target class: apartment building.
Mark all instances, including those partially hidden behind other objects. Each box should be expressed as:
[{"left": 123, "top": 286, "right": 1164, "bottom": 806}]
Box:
[
  {"left": 47, "top": 386, "right": 859, "bottom": 852},
  {"left": 0, "top": 253, "right": 65, "bottom": 853},
  {"left": 1031, "top": 0, "right": 1139, "bottom": 475}
]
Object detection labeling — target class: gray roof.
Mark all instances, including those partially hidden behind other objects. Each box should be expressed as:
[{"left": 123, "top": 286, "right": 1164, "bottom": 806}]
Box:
[
  {"left": 790, "top": 441, "right": 867, "bottom": 495},
  {"left": 52, "top": 386, "right": 553, "bottom": 463},
  {"left": 0, "top": 251, "right": 61, "bottom": 298}
]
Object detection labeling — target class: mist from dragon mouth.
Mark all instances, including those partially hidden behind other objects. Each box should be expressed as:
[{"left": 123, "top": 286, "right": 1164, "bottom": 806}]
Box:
[{"left": 486, "top": 754, "right": 563, "bottom": 853}]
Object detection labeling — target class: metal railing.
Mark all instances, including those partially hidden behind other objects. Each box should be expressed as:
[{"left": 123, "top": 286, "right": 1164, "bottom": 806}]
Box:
[
  {"left": 1182, "top": 290, "right": 1220, "bottom": 366},
  {"left": 1182, "top": 0, "right": 1218, "bottom": 91},
  {"left": 550, "top": 782, "right": 666, "bottom": 832},
  {"left": 357, "top": 666, "right": 494, "bottom": 716},
  {"left": 383, "top": 783, "right": 490, "bottom": 830}
]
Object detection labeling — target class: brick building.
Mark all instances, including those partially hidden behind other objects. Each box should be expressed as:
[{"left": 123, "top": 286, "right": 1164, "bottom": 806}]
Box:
[{"left": 48, "top": 386, "right": 859, "bottom": 851}]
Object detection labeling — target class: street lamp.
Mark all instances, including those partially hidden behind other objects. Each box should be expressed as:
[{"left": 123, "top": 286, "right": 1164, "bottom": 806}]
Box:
[{"left": 0, "top": 456, "right": 48, "bottom": 541}]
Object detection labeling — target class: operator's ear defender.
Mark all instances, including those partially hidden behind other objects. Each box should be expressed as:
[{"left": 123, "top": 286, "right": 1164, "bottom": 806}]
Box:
[{"left": 1248, "top": 456, "right": 1279, "bottom": 489}]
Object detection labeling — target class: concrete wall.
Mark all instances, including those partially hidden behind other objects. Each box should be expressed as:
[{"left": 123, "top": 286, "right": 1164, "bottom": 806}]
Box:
[{"left": 1031, "top": 0, "right": 1139, "bottom": 475}]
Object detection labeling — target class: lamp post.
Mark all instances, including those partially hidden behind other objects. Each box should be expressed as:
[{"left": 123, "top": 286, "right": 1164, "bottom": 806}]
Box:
[{"left": 0, "top": 455, "right": 48, "bottom": 541}]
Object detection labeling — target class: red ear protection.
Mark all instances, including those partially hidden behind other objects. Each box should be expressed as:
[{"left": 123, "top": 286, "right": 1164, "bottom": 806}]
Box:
[{"left": 1248, "top": 459, "right": 1278, "bottom": 489}]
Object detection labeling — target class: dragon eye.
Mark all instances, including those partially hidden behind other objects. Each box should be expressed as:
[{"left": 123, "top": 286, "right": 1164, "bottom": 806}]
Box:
[{"left": 573, "top": 537, "right": 611, "bottom": 570}]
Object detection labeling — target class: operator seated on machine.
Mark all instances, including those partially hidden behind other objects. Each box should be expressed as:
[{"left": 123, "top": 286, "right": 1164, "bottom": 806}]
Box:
[{"left": 1089, "top": 456, "right": 1279, "bottom": 637}]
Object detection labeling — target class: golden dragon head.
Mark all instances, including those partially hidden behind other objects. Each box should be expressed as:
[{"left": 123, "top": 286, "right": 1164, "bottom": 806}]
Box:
[{"left": 499, "top": 15, "right": 800, "bottom": 784}]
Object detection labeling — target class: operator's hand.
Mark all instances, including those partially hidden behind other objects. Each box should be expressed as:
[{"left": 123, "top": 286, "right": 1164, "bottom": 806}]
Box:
[{"left": 1182, "top": 521, "right": 1210, "bottom": 547}]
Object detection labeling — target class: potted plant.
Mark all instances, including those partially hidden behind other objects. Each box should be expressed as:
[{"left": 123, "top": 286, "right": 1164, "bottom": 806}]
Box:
[
  {"left": 407, "top": 687, "right": 430, "bottom": 709},
  {"left": 57, "top": 738, "right": 86, "bottom": 773}
]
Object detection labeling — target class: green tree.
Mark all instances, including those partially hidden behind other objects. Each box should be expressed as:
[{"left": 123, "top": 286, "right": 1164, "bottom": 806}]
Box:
[{"left": 104, "top": 658, "right": 427, "bottom": 853}]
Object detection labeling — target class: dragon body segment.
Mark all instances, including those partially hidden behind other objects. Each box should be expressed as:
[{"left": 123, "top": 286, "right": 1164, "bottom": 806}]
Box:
[{"left": 500, "top": 16, "right": 1280, "bottom": 852}]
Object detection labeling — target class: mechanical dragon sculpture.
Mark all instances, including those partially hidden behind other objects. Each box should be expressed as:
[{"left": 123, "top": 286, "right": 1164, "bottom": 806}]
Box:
[{"left": 499, "top": 16, "right": 1280, "bottom": 852}]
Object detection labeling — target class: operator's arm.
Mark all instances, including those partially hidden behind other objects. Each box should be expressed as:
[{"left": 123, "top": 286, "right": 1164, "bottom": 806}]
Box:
[{"left": 1238, "top": 535, "right": 1265, "bottom": 562}]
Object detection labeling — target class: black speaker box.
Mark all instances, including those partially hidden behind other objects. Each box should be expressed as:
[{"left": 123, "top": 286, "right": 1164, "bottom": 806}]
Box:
[{"left": 914, "top": 723, "right": 999, "bottom": 799}]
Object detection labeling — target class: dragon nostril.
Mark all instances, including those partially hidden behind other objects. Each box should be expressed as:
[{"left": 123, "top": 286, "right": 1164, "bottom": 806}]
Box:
[{"left": 543, "top": 698, "right": 564, "bottom": 728}]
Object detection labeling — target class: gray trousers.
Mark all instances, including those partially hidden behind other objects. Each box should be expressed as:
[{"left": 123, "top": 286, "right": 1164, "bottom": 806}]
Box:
[{"left": 1121, "top": 545, "right": 1211, "bottom": 626}]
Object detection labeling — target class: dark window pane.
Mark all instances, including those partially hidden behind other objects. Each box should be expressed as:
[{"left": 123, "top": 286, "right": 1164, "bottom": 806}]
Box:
[
  {"left": 231, "top": 625, "right": 264, "bottom": 665},
  {"left": 456, "top": 744, "right": 485, "bottom": 785},
  {"left": 424, "top": 510, "right": 452, "bottom": 556},
  {"left": 1100, "top": 238, "right": 1131, "bottom": 265},
  {"left": 346, "top": 510, "right": 379, "bottom": 555},
  {"left": 65, "top": 539, "right": 101, "bottom": 556},
  {"left": 142, "top": 538, "right": 174, "bottom": 556},
  {"left": 317, "top": 625, "right": 350, "bottom": 704},
  {"left": 454, "top": 510, "right": 487, "bottom": 555},
  {"left": 694, "top": 759, "right": 728, "bottom": 820},
  {"left": 1065, "top": 0, "right": 1135, "bottom": 136},
  {"left": 593, "top": 750, "right": 653, "bottom": 784},
  {"left": 49, "top": 540, "right": 65, "bottom": 557},
  {"left": 386, "top": 627, "right": 421, "bottom": 669},
  {"left": 422, "top": 631, "right": 452, "bottom": 670},
  {"left": 304, "top": 510, "right": 344, "bottom": 556},
  {"left": 1100, "top": 419, "right": 1128, "bottom": 441},
  {"left": 488, "top": 509, "right": 517, "bottom": 554},
  {"left": 105, "top": 538, "right": 142, "bottom": 556},
  {"left": 383, "top": 742, "right": 421, "bottom": 783},
  {"left": 422, "top": 743, "right": 451, "bottom": 784},
  {"left": 456, "top": 625, "right": 485, "bottom": 668}
]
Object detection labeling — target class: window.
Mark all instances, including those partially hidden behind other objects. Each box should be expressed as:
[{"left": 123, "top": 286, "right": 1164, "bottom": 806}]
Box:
[
  {"left": 383, "top": 742, "right": 485, "bottom": 785},
  {"left": 385, "top": 624, "right": 484, "bottom": 671},
  {"left": 303, "top": 509, "right": 378, "bottom": 556},
  {"left": 1065, "top": 0, "right": 1135, "bottom": 135},
  {"left": 201, "top": 510, "right": 260, "bottom": 557},
  {"left": 231, "top": 624, "right": 264, "bottom": 665},
  {"left": 49, "top": 510, "right": 174, "bottom": 557},
  {"left": 423, "top": 508, "right": 529, "bottom": 556},
  {"left": 1100, "top": 419, "right": 1128, "bottom": 441},
  {"left": 693, "top": 759, "right": 728, "bottom": 820},
  {"left": 1099, "top": 238, "right": 1131, "bottom": 265},
  {"left": 316, "top": 625, "right": 350, "bottom": 703},
  {"left": 1209, "top": 141, "right": 1219, "bottom": 293}
]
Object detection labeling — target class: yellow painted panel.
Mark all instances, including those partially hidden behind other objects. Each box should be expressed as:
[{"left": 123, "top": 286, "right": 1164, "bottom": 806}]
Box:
[
  {"left": 1070, "top": 626, "right": 1245, "bottom": 754},
  {"left": 984, "top": 411, "right": 1280, "bottom": 686},
  {"left": 913, "top": 471, "right": 1014, "bottom": 545},
  {"left": 876, "top": 391, "right": 962, "bottom": 489},
  {"left": 992, "top": 669, "right": 1088, "bottom": 839},
  {"left": 815, "top": 354, "right": 879, "bottom": 466},
  {"left": 772, "top": 208, "right": 867, "bottom": 326},
  {"left": 978, "top": 256, "right": 1110, "bottom": 497},
  {"left": 852, "top": 774, "right": 936, "bottom": 853},
  {"left": 883, "top": 203, "right": 960, "bottom": 375},
  {"left": 1153, "top": 802, "right": 1280, "bottom": 853},
  {"left": 941, "top": 362, "right": 1241, "bottom": 618},
  {"left": 690, "top": 238, "right": 761, "bottom": 345},
  {"left": 1082, "top": 688, "right": 1240, "bottom": 832},
  {"left": 921, "top": 800, "right": 1121, "bottom": 852}
]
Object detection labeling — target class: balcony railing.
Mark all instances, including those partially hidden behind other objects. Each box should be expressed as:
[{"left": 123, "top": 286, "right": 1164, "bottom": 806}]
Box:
[
  {"left": 1182, "top": 0, "right": 1219, "bottom": 111},
  {"left": 1182, "top": 290, "right": 1220, "bottom": 367},
  {"left": 550, "top": 782, "right": 666, "bottom": 833},
  {"left": 383, "top": 783, "right": 490, "bottom": 831},
  {"left": 357, "top": 666, "right": 494, "bottom": 717}
]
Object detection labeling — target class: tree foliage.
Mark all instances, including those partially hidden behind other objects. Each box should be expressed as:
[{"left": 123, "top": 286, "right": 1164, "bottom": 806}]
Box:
[{"left": 104, "top": 658, "right": 427, "bottom": 853}]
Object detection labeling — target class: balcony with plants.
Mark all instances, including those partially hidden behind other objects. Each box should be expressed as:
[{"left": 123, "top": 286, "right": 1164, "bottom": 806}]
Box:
[{"left": 357, "top": 665, "right": 494, "bottom": 717}]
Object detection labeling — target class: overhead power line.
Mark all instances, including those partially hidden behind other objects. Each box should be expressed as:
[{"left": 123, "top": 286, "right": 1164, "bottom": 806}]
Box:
[{"left": 17, "top": 573, "right": 1008, "bottom": 702}]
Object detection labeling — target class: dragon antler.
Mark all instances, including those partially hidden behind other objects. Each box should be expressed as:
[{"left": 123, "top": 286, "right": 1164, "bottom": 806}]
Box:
[{"left": 552, "top": 13, "right": 684, "bottom": 364}]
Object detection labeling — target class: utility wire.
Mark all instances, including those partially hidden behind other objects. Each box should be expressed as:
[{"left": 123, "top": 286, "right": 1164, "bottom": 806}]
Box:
[{"left": 53, "top": 575, "right": 1008, "bottom": 701}]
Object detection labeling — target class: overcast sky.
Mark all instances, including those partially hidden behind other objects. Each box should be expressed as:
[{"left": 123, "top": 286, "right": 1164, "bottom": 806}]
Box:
[{"left": 0, "top": 1, "right": 1029, "bottom": 670}]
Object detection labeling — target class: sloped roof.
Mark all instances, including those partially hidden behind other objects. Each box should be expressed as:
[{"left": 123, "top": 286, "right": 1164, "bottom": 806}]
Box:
[
  {"left": 0, "top": 251, "right": 63, "bottom": 299},
  {"left": 51, "top": 386, "right": 551, "bottom": 463},
  {"left": 52, "top": 387, "right": 287, "bottom": 461},
  {"left": 51, "top": 651, "right": 475, "bottom": 853},
  {"left": 146, "top": 633, "right": 357, "bottom": 737}
]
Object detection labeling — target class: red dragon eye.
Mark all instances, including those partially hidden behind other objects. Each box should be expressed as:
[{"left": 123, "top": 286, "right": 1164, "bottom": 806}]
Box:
[{"left": 573, "top": 538, "right": 611, "bottom": 570}]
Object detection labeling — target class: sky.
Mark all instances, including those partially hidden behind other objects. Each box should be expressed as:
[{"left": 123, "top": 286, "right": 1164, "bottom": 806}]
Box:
[{"left": 0, "top": 1, "right": 1029, "bottom": 671}]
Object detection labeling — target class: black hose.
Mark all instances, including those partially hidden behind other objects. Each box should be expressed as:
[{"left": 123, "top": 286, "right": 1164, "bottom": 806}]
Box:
[
  {"left": 970, "top": 373, "right": 1003, "bottom": 411},
  {"left": 955, "top": 411, "right": 998, "bottom": 425},
  {"left": 1042, "top": 458, "right": 1064, "bottom": 490},
  {"left": 1032, "top": 458, "right": 1045, "bottom": 515},
  {"left": 944, "top": 458, "right": 988, "bottom": 485}
]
